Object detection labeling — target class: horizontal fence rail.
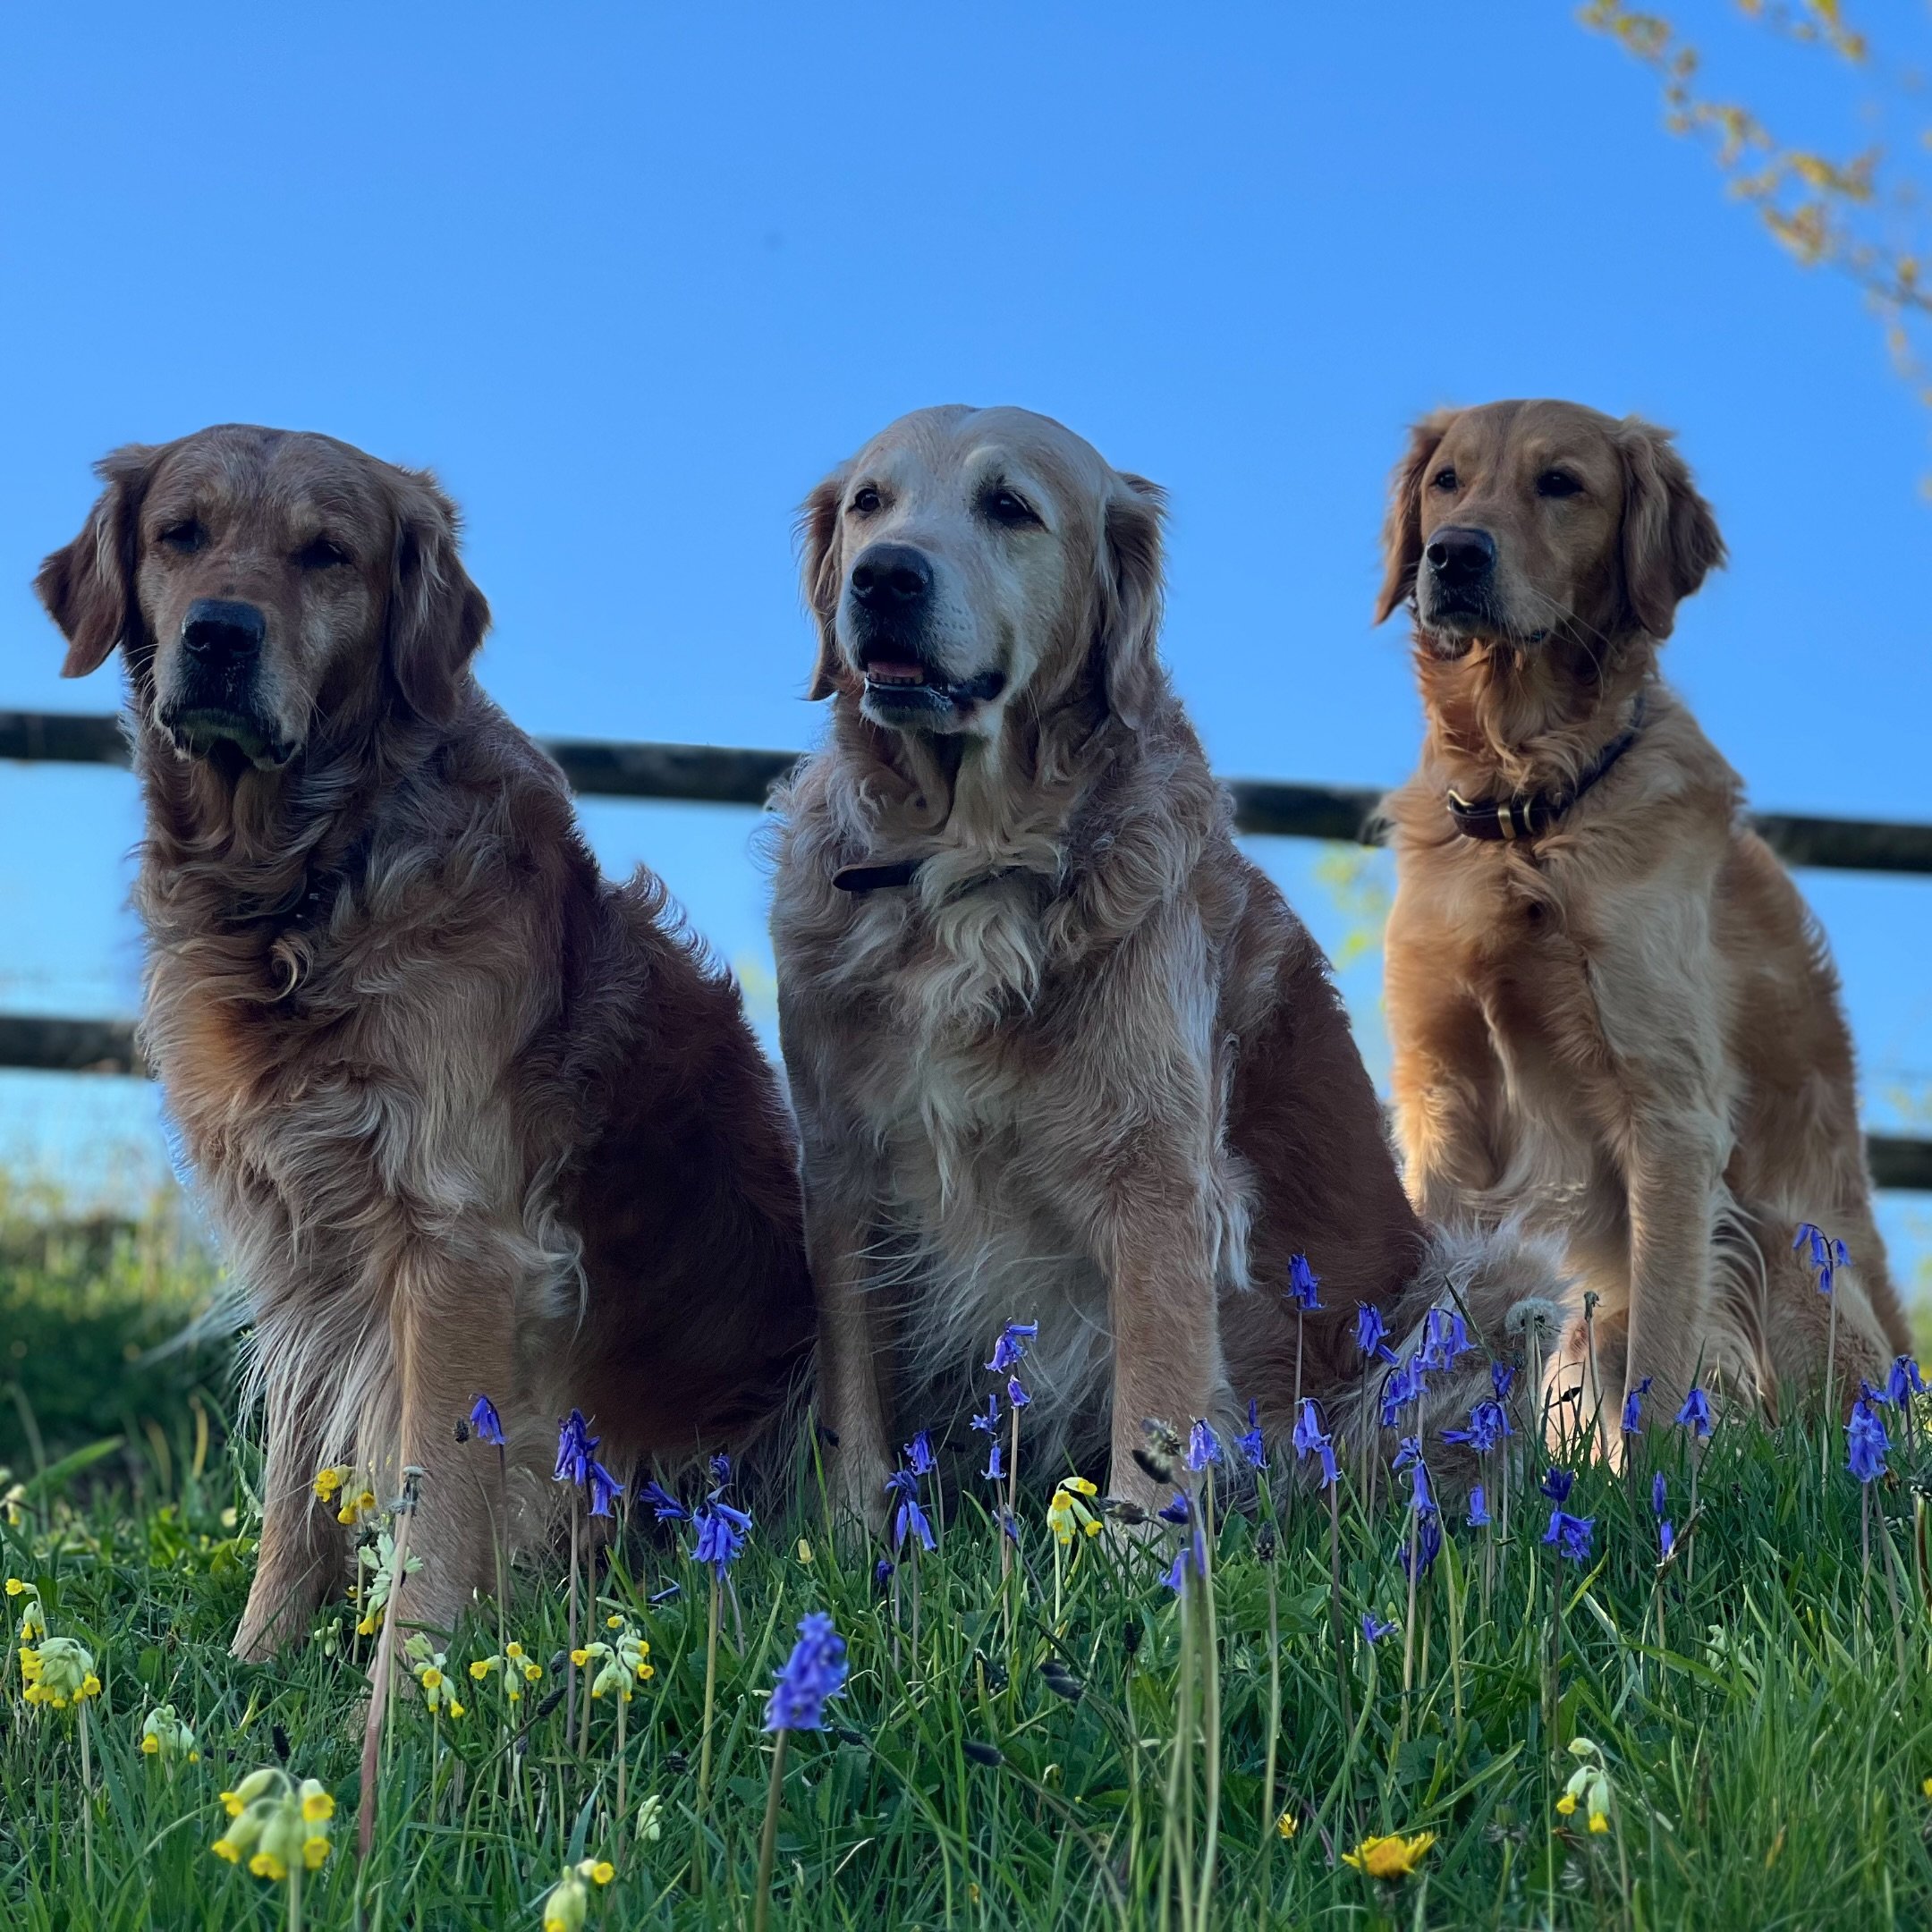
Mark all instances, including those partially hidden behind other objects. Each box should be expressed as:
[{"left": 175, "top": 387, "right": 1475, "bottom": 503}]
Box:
[{"left": 4, "top": 709, "right": 1928, "bottom": 1190}]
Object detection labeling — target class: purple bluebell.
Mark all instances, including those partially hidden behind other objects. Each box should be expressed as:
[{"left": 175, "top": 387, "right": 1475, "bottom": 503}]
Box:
[
  {"left": 1794, "top": 1223, "right": 1849, "bottom": 1297},
  {"left": 982, "top": 1439, "right": 1004, "bottom": 1483},
  {"left": 970, "top": 1393, "right": 1000, "bottom": 1437},
  {"left": 1006, "top": 1377, "right": 1031, "bottom": 1411},
  {"left": 1657, "top": 1518, "right": 1675, "bottom": 1559},
  {"left": 1543, "top": 1508, "right": 1596, "bottom": 1563},
  {"left": 1540, "top": 1467, "right": 1574, "bottom": 1504},
  {"left": 708, "top": 1452, "right": 733, "bottom": 1487},
  {"left": 1651, "top": 1471, "right": 1667, "bottom": 1519},
  {"left": 1491, "top": 1360, "right": 1517, "bottom": 1402},
  {"left": 1187, "top": 1419, "right": 1223, "bottom": 1471},
  {"left": 1288, "top": 1252, "right": 1324, "bottom": 1311},
  {"left": 1361, "top": 1611, "right": 1397, "bottom": 1643},
  {"left": 585, "top": 1458, "right": 623, "bottom": 1518},
  {"left": 986, "top": 1320, "right": 1039, "bottom": 1375},
  {"left": 764, "top": 1611, "right": 848, "bottom": 1732},
  {"left": 554, "top": 1409, "right": 600, "bottom": 1487},
  {"left": 1675, "top": 1387, "right": 1714, "bottom": 1440},
  {"left": 468, "top": 1394, "right": 505, "bottom": 1447},
  {"left": 1621, "top": 1375, "right": 1653, "bottom": 1436},
  {"left": 902, "top": 1430, "right": 936, "bottom": 1477},
  {"left": 1402, "top": 1511, "right": 1443, "bottom": 1578},
  {"left": 639, "top": 1479, "right": 687, "bottom": 1522},
  {"left": 1420, "top": 1306, "right": 1472, "bottom": 1372},
  {"left": 1887, "top": 1357, "right": 1926, "bottom": 1408},
  {"left": 1157, "top": 1494, "right": 1191, "bottom": 1527},
  {"left": 884, "top": 1469, "right": 936, "bottom": 1552},
  {"left": 1354, "top": 1304, "right": 1398, "bottom": 1367},
  {"left": 1847, "top": 1397, "right": 1890, "bottom": 1484},
  {"left": 1235, "top": 1398, "right": 1266, "bottom": 1470},
  {"left": 1467, "top": 1484, "right": 1490, "bottom": 1528},
  {"left": 1442, "top": 1399, "right": 1513, "bottom": 1454},
  {"left": 1379, "top": 1353, "right": 1428, "bottom": 1430},
  {"left": 692, "top": 1498, "right": 752, "bottom": 1575},
  {"left": 1292, "top": 1399, "right": 1339, "bottom": 1489},
  {"left": 874, "top": 1557, "right": 895, "bottom": 1589}
]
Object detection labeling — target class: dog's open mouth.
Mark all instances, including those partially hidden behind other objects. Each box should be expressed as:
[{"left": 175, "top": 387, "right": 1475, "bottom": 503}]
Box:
[{"left": 858, "top": 648, "right": 1006, "bottom": 717}]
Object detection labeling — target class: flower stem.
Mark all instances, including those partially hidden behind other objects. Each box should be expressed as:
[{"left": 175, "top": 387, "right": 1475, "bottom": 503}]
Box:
[
  {"left": 754, "top": 1728, "right": 790, "bottom": 1932},
  {"left": 1821, "top": 1287, "right": 1841, "bottom": 1483},
  {"left": 1326, "top": 1479, "right": 1352, "bottom": 1743},
  {"left": 693, "top": 1570, "right": 722, "bottom": 1897},
  {"left": 1258, "top": 1526, "right": 1281, "bottom": 1901},
  {"left": 566, "top": 1488, "right": 580, "bottom": 1746}
]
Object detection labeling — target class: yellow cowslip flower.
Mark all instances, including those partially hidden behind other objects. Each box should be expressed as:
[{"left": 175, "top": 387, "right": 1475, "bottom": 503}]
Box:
[
  {"left": 356, "top": 1531, "right": 419, "bottom": 1635},
  {"left": 1046, "top": 1476, "right": 1103, "bottom": 1546},
  {"left": 1589, "top": 1811, "right": 1610, "bottom": 1835},
  {"left": 140, "top": 1703, "right": 199, "bottom": 1764},
  {"left": 313, "top": 1464, "right": 350, "bottom": 1503},
  {"left": 211, "top": 1768, "right": 332, "bottom": 1881},
  {"left": 540, "top": 1857, "right": 615, "bottom": 1932},
  {"left": 1275, "top": 1809, "right": 1299, "bottom": 1841},
  {"left": 7, "top": 1579, "right": 45, "bottom": 1642},
  {"left": 472, "top": 1643, "right": 543, "bottom": 1704},
  {"left": 21, "top": 1636, "right": 100, "bottom": 1710},
  {"left": 635, "top": 1793, "right": 663, "bottom": 1843},
  {"left": 404, "top": 1633, "right": 464, "bottom": 1716},
  {"left": 1343, "top": 1832, "right": 1436, "bottom": 1880},
  {"left": 571, "top": 1648, "right": 591, "bottom": 1668},
  {"left": 1556, "top": 1792, "right": 1578, "bottom": 1816},
  {"left": 1560, "top": 1737, "right": 1614, "bottom": 1838},
  {"left": 1922, "top": 1775, "right": 1932, "bottom": 1800},
  {"left": 581, "top": 1621, "right": 652, "bottom": 1702},
  {"left": 796, "top": 1536, "right": 815, "bottom": 1563}
]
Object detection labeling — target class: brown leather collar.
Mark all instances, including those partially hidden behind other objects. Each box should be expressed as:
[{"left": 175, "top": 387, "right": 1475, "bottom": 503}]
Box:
[{"left": 1446, "top": 693, "right": 1646, "bottom": 844}]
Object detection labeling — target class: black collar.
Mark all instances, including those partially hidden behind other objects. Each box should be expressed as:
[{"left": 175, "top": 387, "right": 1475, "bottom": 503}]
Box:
[
  {"left": 833, "top": 858, "right": 926, "bottom": 894},
  {"left": 1446, "top": 694, "right": 1647, "bottom": 845}
]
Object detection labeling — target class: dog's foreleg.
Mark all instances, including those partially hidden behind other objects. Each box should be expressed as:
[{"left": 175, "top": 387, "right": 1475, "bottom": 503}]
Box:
[
  {"left": 805, "top": 1189, "right": 892, "bottom": 1539},
  {"left": 1620, "top": 1118, "right": 1724, "bottom": 1426},
  {"left": 234, "top": 1391, "right": 338, "bottom": 1662}
]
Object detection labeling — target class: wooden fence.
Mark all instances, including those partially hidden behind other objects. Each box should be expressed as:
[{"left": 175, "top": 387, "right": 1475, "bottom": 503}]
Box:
[{"left": 4, "top": 708, "right": 1928, "bottom": 1190}]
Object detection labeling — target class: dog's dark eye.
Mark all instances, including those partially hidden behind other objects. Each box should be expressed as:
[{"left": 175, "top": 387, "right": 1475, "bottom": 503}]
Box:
[
  {"left": 157, "top": 520, "right": 207, "bottom": 554},
  {"left": 293, "top": 537, "right": 351, "bottom": 570},
  {"left": 1430, "top": 469, "right": 1458, "bottom": 492},
  {"left": 983, "top": 487, "right": 1039, "bottom": 527},
  {"left": 1537, "top": 470, "right": 1582, "bottom": 499},
  {"left": 850, "top": 485, "right": 882, "bottom": 516}
]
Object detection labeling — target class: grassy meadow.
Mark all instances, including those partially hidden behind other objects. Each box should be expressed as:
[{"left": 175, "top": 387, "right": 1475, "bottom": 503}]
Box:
[{"left": 4, "top": 1199, "right": 1932, "bottom": 1930}]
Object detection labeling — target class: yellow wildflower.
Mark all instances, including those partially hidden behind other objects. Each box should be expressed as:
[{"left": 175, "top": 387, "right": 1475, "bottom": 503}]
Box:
[
  {"left": 1046, "top": 1476, "right": 1102, "bottom": 1546},
  {"left": 212, "top": 1836, "right": 241, "bottom": 1863},
  {"left": 540, "top": 1856, "right": 616, "bottom": 1931},
  {"left": 21, "top": 1636, "right": 99, "bottom": 1709},
  {"left": 1343, "top": 1832, "right": 1436, "bottom": 1880},
  {"left": 212, "top": 1769, "right": 332, "bottom": 1881},
  {"left": 140, "top": 1703, "right": 199, "bottom": 1764},
  {"left": 1275, "top": 1808, "right": 1299, "bottom": 1841},
  {"left": 7, "top": 1579, "right": 45, "bottom": 1642},
  {"left": 635, "top": 1793, "right": 664, "bottom": 1843},
  {"left": 312, "top": 1464, "right": 349, "bottom": 1504},
  {"left": 1556, "top": 1792, "right": 1578, "bottom": 1815},
  {"left": 404, "top": 1632, "right": 463, "bottom": 1716},
  {"left": 1559, "top": 1737, "right": 1614, "bottom": 1838}
]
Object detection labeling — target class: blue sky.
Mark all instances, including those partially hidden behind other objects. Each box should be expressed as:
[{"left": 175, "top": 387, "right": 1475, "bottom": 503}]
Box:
[{"left": 2, "top": 4, "right": 1928, "bottom": 1277}]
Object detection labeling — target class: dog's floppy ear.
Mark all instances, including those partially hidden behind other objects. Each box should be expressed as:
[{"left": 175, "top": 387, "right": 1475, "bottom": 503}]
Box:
[
  {"left": 1616, "top": 418, "right": 1725, "bottom": 640},
  {"left": 1096, "top": 472, "right": 1167, "bottom": 730},
  {"left": 386, "top": 469, "right": 490, "bottom": 725},
  {"left": 35, "top": 444, "right": 164, "bottom": 678},
  {"left": 796, "top": 467, "right": 852, "bottom": 702},
  {"left": 1373, "top": 410, "right": 1459, "bottom": 626}
]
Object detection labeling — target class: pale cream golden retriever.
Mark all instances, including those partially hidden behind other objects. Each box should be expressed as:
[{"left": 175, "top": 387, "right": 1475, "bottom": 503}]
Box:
[
  {"left": 770, "top": 404, "right": 1570, "bottom": 1528},
  {"left": 1374, "top": 398, "right": 1909, "bottom": 1432}
]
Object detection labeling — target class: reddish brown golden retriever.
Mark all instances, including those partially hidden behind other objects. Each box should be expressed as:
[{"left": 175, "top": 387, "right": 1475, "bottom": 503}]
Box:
[
  {"left": 38, "top": 426, "right": 811, "bottom": 1657},
  {"left": 1375, "top": 398, "right": 1909, "bottom": 1435}
]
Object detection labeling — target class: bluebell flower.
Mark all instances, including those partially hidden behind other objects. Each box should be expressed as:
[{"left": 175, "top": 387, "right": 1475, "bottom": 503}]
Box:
[
  {"left": 874, "top": 1557, "right": 895, "bottom": 1589},
  {"left": 1288, "top": 1252, "right": 1324, "bottom": 1311},
  {"left": 764, "top": 1611, "right": 848, "bottom": 1732},
  {"left": 692, "top": 1499, "right": 752, "bottom": 1576},
  {"left": 1361, "top": 1612, "right": 1397, "bottom": 1644},
  {"left": 1157, "top": 1494, "right": 1191, "bottom": 1526},
  {"left": 1409, "top": 1460, "right": 1436, "bottom": 1518},
  {"left": 1235, "top": 1398, "right": 1266, "bottom": 1470},
  {"left": 1651, "top": 1471, "right": 1667, "bottom": 1519},
  {"left": 1657, "top": 1518, "right": 1675, "bottom": 1559},
  {"left": 970, "top": 1393, "right": 1000, "bottom": 1437},
  {"left": 708, "top": 1452, "right": 733, "bottom": 1487},
  {"left": 1402, "top": 1511, "right": 1443, "bottom": 1578},
  {"left": 1794, "top": 1223, "right": 1849, "bottom": 1297},
  {"left": 1543, "top": 1508, "right": 1596, "bottom": 1563},
  {"left": 585, "top": 1458, "right": 622, "bottom": 1518},
  {"left": 1006, "top": 1377, "right": 1031, "bottom": 1411},
  {"left": 1492, "top": 1360, "right": 1517, "bottom": 1402},
  {"left": 1442, "top": 1399, "right": 1513, "bottom": 1454},
  {"left": 1162, "top": 1516, "right": 1209, "bottom": 1593},
  {"left": 1379, "top": 1353, "right": 1428, "bottom": 1429},
  {"left": 1675, "top": 1387, "right": 1714, "bottom": 1440},
  {"left": 982, "top": 1439, "right": 1004, "bottom": 1483},
  {"left": 1420, "top": 1306, "right": 1472, "bottom": 1371},
  {"left": 468, "top": 1394, "right": 505, "bottom": 1447},
  {"left": 1292, "top": 1399, "right": 1339, "bottom": 1488},
  {"left": 1541, "top": 1467, "right": 1574, "bottom": 1504},
  {"left": 554, "top": 1409, "right": 600, "bottom": 1487},
  {"left": 1621, "top": 1375, "right": 1653, "bottom": 1436},
  {"left": 902, "top": 1430, "right": 936, "bottom": 1477},
  {"left": 639, "top": 1479, "right": 688, "bottom": 1522},
  {"left": 883, "top": 1469, "right": 936, "bottom": 1553},
  {"left": 1467, "top": 1484, "right": 1490, "bottom": 1528},
  {"left": 1354, "top": 1304, "right": 1398, "bottom": 1366},
  {"left": 1887, "top": 1357, "right": 1926, "bottom": 1408},
  {"left": 1187, "top": 1420, "right": 1224, "bottom": 1471},
  {"left": 986, "top": 1320, "right": 1039, "bottom": 1375},
  {"left": 1847, "top": 1398, "right": 1889, "bottom": 1484}
]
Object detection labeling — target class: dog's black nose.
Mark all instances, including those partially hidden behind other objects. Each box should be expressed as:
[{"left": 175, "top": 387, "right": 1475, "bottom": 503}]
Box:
[
  {"left": 850, "top": 543, "right": 933, "bottom": 612},
  {"left": 1425, "top": 527, "right": 1496, "bottom": 589},
  {"left": 182, "top": 597, "right": 266, "bottom": 661}
]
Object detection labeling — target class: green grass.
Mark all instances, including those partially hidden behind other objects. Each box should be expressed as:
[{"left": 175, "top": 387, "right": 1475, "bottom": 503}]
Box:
[{"left": 4, "top": 1240, "right": 1932, "bottom": 1928}]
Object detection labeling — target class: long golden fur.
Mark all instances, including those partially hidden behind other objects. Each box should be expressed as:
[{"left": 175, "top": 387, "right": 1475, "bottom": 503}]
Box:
[
  {"left": 1374, "top": 398, "right": 1908, "bottom": 1433},
  {"left": 37, "top": 426, "right": 812, "bottom": 1657},
  {"left": 769, "top": 404, "right": 1572, "bottom": 1528}
]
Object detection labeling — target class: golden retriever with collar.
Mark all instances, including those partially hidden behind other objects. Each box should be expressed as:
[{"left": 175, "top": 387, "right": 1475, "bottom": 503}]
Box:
[
  {"left": 1374, "top": 398, "right": 1908, "bottom": 1433},
  {"left": 37, "top": 426, "right": 812, "bottom": 1656},
  {"left": 770, "top": 404, "right": 1570, "bottom": 1527}
]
